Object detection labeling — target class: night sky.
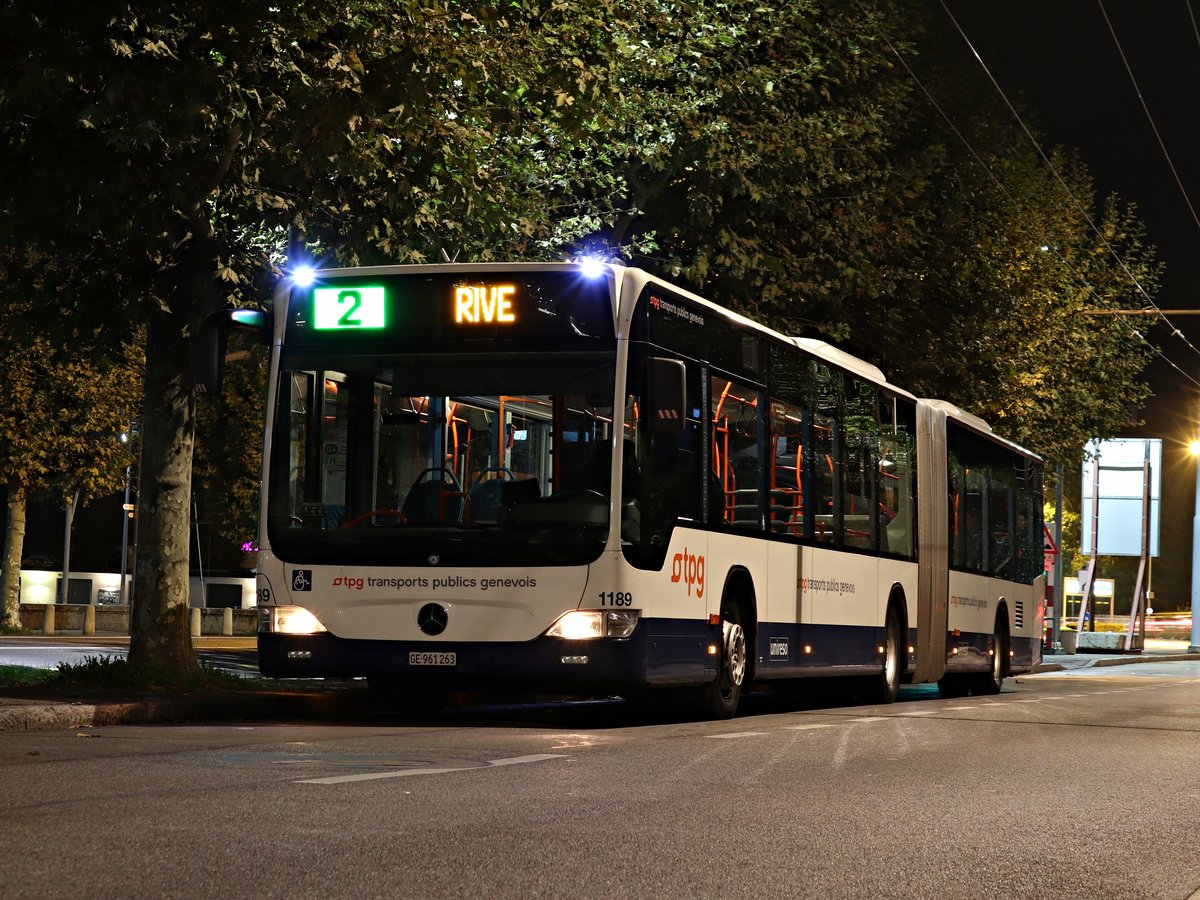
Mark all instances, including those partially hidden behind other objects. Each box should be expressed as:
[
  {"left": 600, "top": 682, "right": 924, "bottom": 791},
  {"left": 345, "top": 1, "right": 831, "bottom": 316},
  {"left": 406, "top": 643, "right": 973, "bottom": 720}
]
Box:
[
  {"left": 942, "top": 0, "right": 1200, "bottom": 433},
  {"left": 941, "top": 1, "right": 1200, "bottom": 604}
]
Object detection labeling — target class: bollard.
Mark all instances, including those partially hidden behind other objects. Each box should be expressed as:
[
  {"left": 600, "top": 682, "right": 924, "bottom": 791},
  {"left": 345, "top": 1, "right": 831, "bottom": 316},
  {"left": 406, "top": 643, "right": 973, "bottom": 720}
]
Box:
[
  {"left": 42, "top": 603, "right": 55, "bottom": 636},
  {"left": 189, "top": 606, "right": 202, "bottom": 637},
  {"left": 222, "top": 607, "right": 233, "bottom": 636},
  {"left": 83, "top": 604, "right": 96, "bottom": 636}
]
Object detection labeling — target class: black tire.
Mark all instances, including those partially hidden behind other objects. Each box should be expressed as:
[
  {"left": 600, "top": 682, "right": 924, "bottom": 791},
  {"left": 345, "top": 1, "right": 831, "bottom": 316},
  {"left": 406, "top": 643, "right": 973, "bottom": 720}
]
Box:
[
  {"left": 697, "top": 599, "right": 748, "bottom": 719},
  {"left": 974, "top": 617, "right": 1008, "bottom": 695},
  {"left": 866, "top": 605, "right": 902, "bottom": 704}
]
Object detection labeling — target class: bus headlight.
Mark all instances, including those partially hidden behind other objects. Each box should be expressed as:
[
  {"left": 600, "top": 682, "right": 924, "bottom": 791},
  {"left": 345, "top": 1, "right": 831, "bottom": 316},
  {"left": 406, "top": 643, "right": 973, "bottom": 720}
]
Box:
[
  {"left": 545, "top": 609, "right": 639, "bottom": 640},
  {"left": 260, "top": 605, "right": 328, "bottom": 635}
]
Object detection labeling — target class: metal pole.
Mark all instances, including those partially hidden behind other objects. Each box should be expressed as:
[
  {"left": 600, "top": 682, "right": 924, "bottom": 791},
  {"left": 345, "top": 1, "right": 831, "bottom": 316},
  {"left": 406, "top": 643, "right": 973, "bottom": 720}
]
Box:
[
  {"left": 193, "top": 499, "right": 205, "bottom": 609},
  {"left": 60, "top": 490, "right": 79, "bottom": 604},
  {"left": 1052, "top": 466, "right": 1064, "bottom": 652},
  {"left": 119, "top": 465, "right": 132, "bottom": 605},
  {"left": 1077, "top": 457, "right": 1100, "bottom": 635},
  {"left": 1125, "top": 448, "right": 1150, "bottom": 652},
  {"left": 1190, "top": 446, "right": 1200, "bottom": 653}
]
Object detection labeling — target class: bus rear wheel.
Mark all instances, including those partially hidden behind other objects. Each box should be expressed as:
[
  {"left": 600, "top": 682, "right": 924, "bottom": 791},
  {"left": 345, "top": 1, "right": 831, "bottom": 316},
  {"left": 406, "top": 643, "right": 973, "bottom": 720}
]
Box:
[
  {"left": 697, "top": 600, "right": 747, "bottom": 719},
  {"left": 865, "top": 605, "right": 901, "bottom": 704},
  {"left": 974, "top": 618, "right": 1008, "bottom": 695}
]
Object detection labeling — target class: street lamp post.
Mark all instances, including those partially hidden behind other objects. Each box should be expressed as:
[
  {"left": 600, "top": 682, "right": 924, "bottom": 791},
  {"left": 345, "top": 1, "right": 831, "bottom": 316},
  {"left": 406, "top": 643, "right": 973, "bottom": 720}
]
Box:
[{"left": 1191, "top": 441, "right": 1200, "bottom": 653}]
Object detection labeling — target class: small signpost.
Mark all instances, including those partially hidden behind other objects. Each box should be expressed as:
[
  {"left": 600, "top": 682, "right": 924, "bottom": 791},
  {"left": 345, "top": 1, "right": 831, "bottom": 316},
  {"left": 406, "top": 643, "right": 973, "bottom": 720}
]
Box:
[{"left": 1043, "top": 524, "right": 1058, "bottom": 577}]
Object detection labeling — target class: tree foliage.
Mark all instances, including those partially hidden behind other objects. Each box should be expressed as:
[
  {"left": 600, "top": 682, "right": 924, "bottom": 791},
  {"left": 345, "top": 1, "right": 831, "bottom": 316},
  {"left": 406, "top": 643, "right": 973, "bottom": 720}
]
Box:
[
  {"left": 0, "top": 0, "right": 1163, "bottom": 656},
  {"left": 0, "top": 254, "right": 142, "bottom": 629},
  {"left": 0, "top": 0, "right": 679, "bottom": 667},
  {"left": 612, "top": 0, "right": 1157, "bottom": 466}
]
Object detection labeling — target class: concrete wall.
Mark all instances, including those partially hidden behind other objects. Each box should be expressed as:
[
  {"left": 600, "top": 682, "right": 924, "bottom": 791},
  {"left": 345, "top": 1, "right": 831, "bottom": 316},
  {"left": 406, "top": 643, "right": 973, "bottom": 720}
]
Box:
[{"left": 18, "top": 603, "right": 258, "bottom": 636}]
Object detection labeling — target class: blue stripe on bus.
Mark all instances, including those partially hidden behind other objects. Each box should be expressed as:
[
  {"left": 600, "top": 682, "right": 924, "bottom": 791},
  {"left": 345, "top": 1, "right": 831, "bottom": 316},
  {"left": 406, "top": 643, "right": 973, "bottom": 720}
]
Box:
[{"left": 260, "top": 618, "right": 1031, "bottom": 686}]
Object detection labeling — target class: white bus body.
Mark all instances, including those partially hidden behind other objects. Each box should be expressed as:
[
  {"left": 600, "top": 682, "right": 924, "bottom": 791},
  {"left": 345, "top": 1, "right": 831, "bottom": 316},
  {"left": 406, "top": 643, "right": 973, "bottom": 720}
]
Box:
[{"left": 249, "top": 263, "right": 1044, "bottom": 717}]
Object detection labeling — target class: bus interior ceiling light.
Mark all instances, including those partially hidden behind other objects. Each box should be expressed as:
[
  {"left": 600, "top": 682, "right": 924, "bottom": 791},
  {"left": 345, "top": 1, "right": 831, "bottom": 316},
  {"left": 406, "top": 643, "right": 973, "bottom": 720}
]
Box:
[{"left": 292, "top": 264, "right": 317, "bottom": 287}]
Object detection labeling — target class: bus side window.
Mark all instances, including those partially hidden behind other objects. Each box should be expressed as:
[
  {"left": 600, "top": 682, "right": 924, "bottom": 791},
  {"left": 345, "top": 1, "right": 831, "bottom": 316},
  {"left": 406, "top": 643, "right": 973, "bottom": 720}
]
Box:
[
  {"left": 768, "top": 399, "right": 805, "bottom": 537},
  {"left": 711, "top": 374, "right": 763, "bottom": 530},
  {"left": 878, "top": 395, "right": 916, "bottom": 560},
  {"left": 842, "top": 377, "right": 878, "bottom": 550},
  {"left": 807, "top": 363, "right": 840, "bottom": 544}
]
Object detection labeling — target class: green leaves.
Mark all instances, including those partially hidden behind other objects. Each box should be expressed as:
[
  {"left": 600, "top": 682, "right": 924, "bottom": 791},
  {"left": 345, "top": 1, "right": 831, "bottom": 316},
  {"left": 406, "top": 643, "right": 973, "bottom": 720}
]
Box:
[{"left": 0, "top": 256, "right": 143, "bottom": 506}]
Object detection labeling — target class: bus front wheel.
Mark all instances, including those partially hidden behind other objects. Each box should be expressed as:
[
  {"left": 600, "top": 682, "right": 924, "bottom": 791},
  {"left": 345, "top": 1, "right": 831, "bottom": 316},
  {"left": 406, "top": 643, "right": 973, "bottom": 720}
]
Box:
[{"left": 698, "top": 599, "right": 747, "bottom": 719}]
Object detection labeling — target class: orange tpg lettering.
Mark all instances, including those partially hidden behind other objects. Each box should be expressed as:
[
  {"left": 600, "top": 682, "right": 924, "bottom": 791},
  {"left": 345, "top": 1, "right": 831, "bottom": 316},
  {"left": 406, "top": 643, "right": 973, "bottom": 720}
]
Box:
[{"left": 670, "top": 548, "right": 705, "bottom": 598}]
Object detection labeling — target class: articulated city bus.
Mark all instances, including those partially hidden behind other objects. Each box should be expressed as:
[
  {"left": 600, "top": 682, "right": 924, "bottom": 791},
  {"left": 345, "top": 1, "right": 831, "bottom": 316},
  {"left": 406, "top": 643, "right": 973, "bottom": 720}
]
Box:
[{"left": 231, "top": 261, "right": 1043, "bottom": 717}]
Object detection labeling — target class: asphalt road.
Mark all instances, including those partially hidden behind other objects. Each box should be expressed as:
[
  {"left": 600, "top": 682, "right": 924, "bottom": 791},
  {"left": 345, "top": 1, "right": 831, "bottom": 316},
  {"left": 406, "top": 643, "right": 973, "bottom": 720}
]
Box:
[{"left": 2, "top": 661, "right": 1199, "bottom": 899}]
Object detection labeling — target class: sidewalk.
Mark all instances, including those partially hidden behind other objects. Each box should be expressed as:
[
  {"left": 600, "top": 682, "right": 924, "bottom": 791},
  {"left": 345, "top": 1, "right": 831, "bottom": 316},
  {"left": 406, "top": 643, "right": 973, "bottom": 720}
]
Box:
[
  {"left": 1031, "top": 638, "right": 1200, "bottom": 672},
  {"left": 0, "top": 634, "right": 365, "bottom": 732}
]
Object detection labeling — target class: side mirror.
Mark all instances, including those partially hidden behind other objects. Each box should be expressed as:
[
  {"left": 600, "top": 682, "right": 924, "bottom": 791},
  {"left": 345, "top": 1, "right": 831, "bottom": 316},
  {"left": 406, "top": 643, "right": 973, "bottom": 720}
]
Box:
[
  {"left": 648, "top": 357, "right": 686, "bottom": 435},
  {"left": 194, "top": 309, "right": 269, "bottom": 395}
]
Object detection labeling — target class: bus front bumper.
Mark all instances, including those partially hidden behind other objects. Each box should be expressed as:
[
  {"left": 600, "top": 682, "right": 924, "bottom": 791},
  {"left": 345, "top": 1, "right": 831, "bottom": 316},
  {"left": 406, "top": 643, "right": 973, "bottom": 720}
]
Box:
[{"left": 258, "top": 624, "right": 713, "bottom": 691}]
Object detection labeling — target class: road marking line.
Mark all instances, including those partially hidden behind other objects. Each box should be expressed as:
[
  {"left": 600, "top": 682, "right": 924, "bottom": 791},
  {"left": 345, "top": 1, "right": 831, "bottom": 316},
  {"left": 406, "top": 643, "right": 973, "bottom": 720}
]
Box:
[
  {"left": 297, "top": 753, "right": 566, "bottom": 785},
  {"left": 784, "top": 724, "right": 836, "bottom": 730},
  {"left": 849, "top": 716, "right": 885, "bottom": 723},
  {"left": 709, "top": 731, "right": 768, "bottom": 739},
  {"left": 896, "top": 710, "right": 937, "bottom": 716}
]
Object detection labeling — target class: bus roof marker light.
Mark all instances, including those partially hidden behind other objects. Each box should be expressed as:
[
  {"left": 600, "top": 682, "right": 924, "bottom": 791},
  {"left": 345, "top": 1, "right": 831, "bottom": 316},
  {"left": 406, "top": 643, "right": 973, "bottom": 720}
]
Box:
[
  {"left": 292, "top": 264, "right": 317, "bottom": 288},
  {"left": 577, "top": 257, "right": 606, "bottom": 279}
]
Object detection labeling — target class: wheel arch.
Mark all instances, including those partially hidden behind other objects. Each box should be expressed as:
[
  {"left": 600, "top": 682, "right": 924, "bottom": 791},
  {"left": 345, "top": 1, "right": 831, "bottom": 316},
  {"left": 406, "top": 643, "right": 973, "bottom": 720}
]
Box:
[{"left": 720, "top": 566, "right": 758, "bottom": 681}]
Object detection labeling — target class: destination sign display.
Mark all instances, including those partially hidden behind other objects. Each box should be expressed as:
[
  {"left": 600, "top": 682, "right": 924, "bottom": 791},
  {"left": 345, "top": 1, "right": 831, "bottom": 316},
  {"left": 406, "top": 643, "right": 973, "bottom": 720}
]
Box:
[
  {"left": 289, "top": 270, "right": 615, "bottom": 350},
  {"left": 312, "top": 286, "right": 387, "bottom": 330},
  {"left": 452, "top": 283, "right": 517, "bottom": 325}
]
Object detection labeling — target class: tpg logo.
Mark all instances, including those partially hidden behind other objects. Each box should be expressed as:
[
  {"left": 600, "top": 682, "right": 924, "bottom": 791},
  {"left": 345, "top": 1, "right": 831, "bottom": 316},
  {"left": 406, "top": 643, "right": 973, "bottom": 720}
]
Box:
[{"left": 670, "top": 548, "right": 705, "bottom": 598}]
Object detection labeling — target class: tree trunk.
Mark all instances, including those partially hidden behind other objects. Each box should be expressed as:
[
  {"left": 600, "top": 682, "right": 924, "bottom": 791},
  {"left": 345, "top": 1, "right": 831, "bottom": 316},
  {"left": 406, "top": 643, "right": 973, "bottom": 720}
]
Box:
[
  {"left": 61, "top": 489, "right": 79, "bottom": 604},
  {"left": 129, "top": 314, "right": 198, "bottom": 672},
  {"left": 0, "top": 484, "right": 26, "bottom": 631}
]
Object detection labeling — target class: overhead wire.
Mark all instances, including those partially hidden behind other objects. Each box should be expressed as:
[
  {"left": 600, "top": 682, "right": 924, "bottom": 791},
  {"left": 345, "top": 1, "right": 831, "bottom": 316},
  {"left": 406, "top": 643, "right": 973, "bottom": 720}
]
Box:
[
  {"left": 937, "top": 0, "right": 1200, "bottom": 366},
  {"left": 1097, "top": 1, "right": 1200, "bottom": 234},
  {"left": 863, "top": 5, "right": 1200, "bottom": 389}
]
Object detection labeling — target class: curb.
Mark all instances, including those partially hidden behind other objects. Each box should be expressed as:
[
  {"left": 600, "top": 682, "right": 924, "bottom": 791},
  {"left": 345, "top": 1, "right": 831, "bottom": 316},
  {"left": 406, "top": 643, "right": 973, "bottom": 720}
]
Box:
[{"left": 1030, "top": 652, "right": 1200, "bottom": 674}]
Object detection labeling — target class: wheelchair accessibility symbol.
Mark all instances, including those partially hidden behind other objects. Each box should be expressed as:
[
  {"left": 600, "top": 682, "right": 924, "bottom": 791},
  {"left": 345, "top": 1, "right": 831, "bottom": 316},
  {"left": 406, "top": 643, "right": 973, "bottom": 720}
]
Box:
[{"left": 292, "top": 570, "right": 313, "bottom": 592}]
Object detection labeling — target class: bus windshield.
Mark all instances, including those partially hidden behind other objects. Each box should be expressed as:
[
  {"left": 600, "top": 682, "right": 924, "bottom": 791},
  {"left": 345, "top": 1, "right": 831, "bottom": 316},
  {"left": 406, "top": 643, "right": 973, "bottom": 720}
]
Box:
[{"left": 267, "top": 353, "right": 618, "bottom": 567}]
